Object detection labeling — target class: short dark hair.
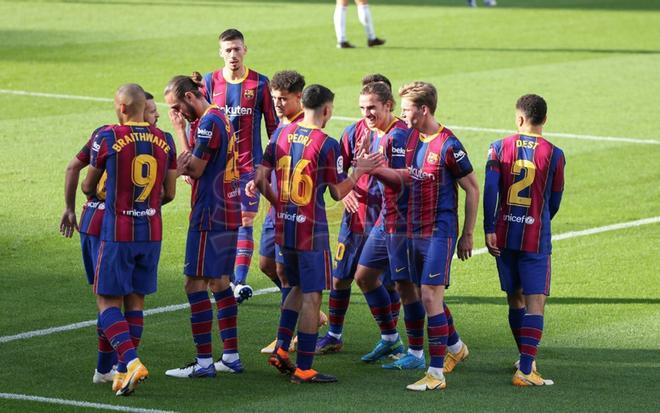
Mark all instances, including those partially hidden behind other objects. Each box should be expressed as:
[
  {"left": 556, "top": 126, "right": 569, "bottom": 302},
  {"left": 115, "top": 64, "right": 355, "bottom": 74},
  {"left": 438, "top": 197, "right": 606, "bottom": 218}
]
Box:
[
  {"left": 302, "top": 84, "right": 334, "bottom": 110},
  {"left": 144, "top": 91, "right": 154, "bottom": 100},
  {"left": 271, "top": 70, "right": 305, "bottom": 94},
  {"left": 219, "top": 28, "right": 244, "bottom": 42},
  {"left": 361, "top": 81, "right": 395, "bottom": 112},
  {"left": 516, "top": 94, "right": 547, "bottom": 125},
  {"left": 362, "top": 73, "right": 392, "bottom": 90},
  {"left": 164, "top": 75, "right": 204, "bottom": 100}
]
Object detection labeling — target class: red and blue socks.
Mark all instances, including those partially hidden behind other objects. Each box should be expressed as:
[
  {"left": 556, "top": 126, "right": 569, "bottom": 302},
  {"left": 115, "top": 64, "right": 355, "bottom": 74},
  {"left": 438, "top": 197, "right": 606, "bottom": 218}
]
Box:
[
  {"left": 508, "top": 307, "right": 526, "bottom": 352},
  {"left": 99, "top": 307, "right": 137, "bottom": 367},
  {"left": 364, "top": 285, "right": 397, "bottom": 340},
  {"left": 519, "top": 314, "right": 543, "bottom": 374},
  {"left": 427, "top": 312, "right": 448, "bottom": 369},
  {"left": 188, "top": 291, "right": 213, "bottom": 364},
  {"left": 125, "top": 310, "right": 143, "bottom": 349},
  {"left": 404, "top": 301, "right": 426, "bottom": 356},
  {"left": 443, "top": 303, "right": 463, "bottom": 353},
  {"left": 277, "top": 308, "right": 299, "bottom": 350},
  {"left": 234, "top": 226, "right": 253, "bottom": 285},
  {"left": 328, "top": 288, "right": 351, "bottom": 338},
  {"left": 388, "top": 288, "right": 401, "bottom": 327},
  {"left": 296, "top": 332, "right": 318, "bottom": 370},
  {"left": 96, "top": 314, "right": 116, "bottom": 374},
  {"left": 214, "top": 288, "right": 239, "bottom": 358}
]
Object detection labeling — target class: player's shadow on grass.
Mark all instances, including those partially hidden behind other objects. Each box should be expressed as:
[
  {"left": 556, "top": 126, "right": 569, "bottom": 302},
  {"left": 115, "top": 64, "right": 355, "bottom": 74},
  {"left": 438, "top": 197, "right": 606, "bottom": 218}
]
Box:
[
  {"left": 384, "top": 46, "right": 660, "bottom": 55},
  {"left": 444, "top": 296, "right": 660, "bottom": 305}
]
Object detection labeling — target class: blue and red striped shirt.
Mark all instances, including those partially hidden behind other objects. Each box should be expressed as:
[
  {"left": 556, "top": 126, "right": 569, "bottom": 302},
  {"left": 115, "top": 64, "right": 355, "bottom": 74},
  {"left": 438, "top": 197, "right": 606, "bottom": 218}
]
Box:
[
  {"left": 263, "top": 122, "right": 347, "bottom": 251},
  {"left": 77, "top": 125, "right": 111, "bottom": 236},
  {"left": 90, "top": 122, "right": 177, "bottom": 242},
  {"left": 203, "top": 68, "right": 278, "bottom": 173},
  {"left": 189, "top": 105, "right": 242, "bottom": 232},
  {"left": 484, "top": 133, "right": 565, "bottom": 254},
  {"left": 338, "top": 119, "right": 383, "bottom": 235},
  {"left": 406, "top": 126, "right": 474, "bottom": 238}
]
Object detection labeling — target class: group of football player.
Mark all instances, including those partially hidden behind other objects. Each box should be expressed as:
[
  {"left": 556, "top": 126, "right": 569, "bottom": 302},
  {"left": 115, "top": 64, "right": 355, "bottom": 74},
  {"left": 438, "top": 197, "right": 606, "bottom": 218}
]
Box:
[{"left": 60, "top": 28, "right": 564, "bottom": 396}]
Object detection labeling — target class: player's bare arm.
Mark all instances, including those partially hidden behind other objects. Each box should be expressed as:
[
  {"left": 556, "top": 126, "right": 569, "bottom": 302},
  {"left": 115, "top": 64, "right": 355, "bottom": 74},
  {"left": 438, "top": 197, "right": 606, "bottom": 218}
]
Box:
[
  {"left": 60, "top": 156, "right": 87, "bottom": 237},
  {"left": 162, "top": 169, "right": 177, "bottom": 205},
  {"left": 255, "top": 164, "right": 278, "bottom": 206},
  {"left": 456, "top": 171, "right": 479, "bottom": 261},
  {"left": 81, "top": 165, "right": 104, "bottom": 198}
]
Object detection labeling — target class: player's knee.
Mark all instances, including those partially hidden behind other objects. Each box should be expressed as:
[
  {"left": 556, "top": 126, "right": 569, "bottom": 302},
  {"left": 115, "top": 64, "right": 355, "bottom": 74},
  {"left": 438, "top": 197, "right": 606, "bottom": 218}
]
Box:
[
  {"left": 241, "top": 213, "right": 255, "bottom": 227},
  {"left": 259, "top": 257, "right": 276, "bottom": 278},
  {"left": 333, "top": 277, "right": 352, "bottom": 290}
]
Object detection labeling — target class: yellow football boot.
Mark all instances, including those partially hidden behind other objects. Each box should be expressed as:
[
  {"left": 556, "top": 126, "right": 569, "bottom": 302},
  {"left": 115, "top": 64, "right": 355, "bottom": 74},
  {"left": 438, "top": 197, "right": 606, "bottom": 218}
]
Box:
[
  {"left": 112, "top": 372, "right": 125, "bottom": 392},
  {"left": 261, "top": 338, "right": 277, "bottom": 354},
  {"left": 116, "top": 358, "right": 149, "bottom": 396},
  {"left": 512, "top": 369, "right": 554, "bottom": 386},
  {"left": 443, "top": 342, "right": 469, "bottom": 373},
  {"left": 406, "top": 372, "right": 447, "bottom": 391}
]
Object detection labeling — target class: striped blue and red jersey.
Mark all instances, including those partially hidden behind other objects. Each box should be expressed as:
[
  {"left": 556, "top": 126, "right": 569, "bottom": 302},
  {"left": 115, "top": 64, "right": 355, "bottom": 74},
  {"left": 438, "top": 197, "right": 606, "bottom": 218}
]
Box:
[
  {"left": 203, "top": 68, "right": 278, "bottom": 173},
  {"left": 372, "top": 118, "right": 411, "bottom": 234},
  {"left": 264, "top": 111, "right": 305, "bottom": 229},
  {"left": 77, "top": 125, "right": 111, "bottom": 236},
  {"left": 189, "top": 105, "right": 242, "bottom": 232},
  {"left": 484, "top": 133, "right": 565, "bottom": 254},
  {"left": 90, "top": 122, "right": 177, "bottom": 242},
  {"left": 406, "top": 126, "right": 474, "bottom": 238},
  {"left": 338, "top": 119, "right": 383, "bottom": 235},
  {"left": 263, "top": 122, "right": 347, "bottom": 251}
]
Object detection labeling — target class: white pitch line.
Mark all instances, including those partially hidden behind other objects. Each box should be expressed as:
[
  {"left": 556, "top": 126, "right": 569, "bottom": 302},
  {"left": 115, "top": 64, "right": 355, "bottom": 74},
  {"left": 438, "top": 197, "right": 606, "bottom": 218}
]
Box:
[
  {"left": 1, "top": 88, "right": 659, "bottom": 145},
  {"left": 0, "top": 392, "right": 177, "bottom": 413},
  {"left": 1, "top": 217, "right": 658, "bottom": 345}
]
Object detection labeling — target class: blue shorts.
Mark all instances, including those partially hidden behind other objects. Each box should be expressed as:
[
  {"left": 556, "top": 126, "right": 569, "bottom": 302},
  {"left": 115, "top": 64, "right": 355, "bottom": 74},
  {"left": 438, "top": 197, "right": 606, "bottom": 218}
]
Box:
[
  {"left": 258, "top": 223, "right": 283, "bottom": 264},
  {"left": 80, "top": 233, "right": 100, "bottom": 285},
  {"left": 240, "top": 169, "right": 259, "bottom": 214},
  {"left": 333, "top": 221, "right": 368, "bottom": 280},
  {"left": 496, "top": 249, "right": 551, "bottom": 296},
  {"left": 408, "top": 236, "right": 456, "bottom": 286},
  {"left": 185, "top": 230, "right": 238, "bottom": 278},
  {"left": 358, "top": 226, "right": 411, "bottom": 283},
  {"left": 280, "top": 247, "right": 332, "bottom": 293},
  {"left": 94, "top": 241, "right": 161, "bottom": 296}
]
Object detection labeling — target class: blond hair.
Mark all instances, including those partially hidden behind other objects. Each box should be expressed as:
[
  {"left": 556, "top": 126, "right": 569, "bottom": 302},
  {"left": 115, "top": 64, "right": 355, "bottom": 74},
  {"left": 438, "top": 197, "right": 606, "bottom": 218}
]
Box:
[{"left": 398, "top": 81, "right": 437, "bottom": 115}]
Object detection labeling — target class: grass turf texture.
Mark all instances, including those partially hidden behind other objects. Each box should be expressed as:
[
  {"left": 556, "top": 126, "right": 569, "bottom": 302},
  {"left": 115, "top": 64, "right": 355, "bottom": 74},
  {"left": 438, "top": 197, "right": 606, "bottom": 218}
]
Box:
[{"left": 0, "top": 0, "right": 659, "bottom": 411}]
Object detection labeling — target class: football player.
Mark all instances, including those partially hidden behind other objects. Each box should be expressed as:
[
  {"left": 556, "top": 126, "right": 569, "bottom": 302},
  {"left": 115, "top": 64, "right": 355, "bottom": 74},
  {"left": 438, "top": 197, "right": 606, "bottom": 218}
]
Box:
[{"left": 334, "top": 0, "right": 386, "bottom": 48}]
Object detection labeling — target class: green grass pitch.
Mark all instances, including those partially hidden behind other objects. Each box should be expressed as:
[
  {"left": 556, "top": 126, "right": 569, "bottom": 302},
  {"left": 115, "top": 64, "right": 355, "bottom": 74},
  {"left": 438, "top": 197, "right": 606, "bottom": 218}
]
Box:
[{"left": 0, "top": 0, "right": 659, "bottom": 412}]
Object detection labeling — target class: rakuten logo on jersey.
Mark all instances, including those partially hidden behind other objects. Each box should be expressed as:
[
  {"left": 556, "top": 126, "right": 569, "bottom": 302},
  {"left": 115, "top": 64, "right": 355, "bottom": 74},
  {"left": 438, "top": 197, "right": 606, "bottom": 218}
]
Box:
[
  {"left": 391, "top": 147, "right": 406, "bottom": 157},
  {"left": 278, "top": 211, "right": 307, "bottom": 223},
  {"left": 224, "top": 105, "right": 253, "bottom": 117},
  {"left": 122, "top": 208, "right": 157, "bottom": 217},
  {"left": 502, "top": 214, "right": 535, "bottom": 225},
  {"left": 408, "top": 166, "right": 435, "bottom": 181}
]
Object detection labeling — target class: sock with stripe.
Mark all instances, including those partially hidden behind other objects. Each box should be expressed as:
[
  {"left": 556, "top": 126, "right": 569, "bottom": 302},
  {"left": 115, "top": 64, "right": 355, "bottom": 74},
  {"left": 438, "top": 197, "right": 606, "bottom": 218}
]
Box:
[
  {"left": 277, "top": 308, "right": 299, "bottom": 351},
  {"left": 364, "top": 285, "right": 397, "bottom": 340},
  {"left": 96, "top": 313, "right": 116, "bottom": 374},
  {"left": 388, "top": 288, "right": 401, "bottom": 327},
  {"left": 508, "top": 307, "right": 526, "bottom": 352},
  {"left": 443, "top": 303, "right": 463, "bottom": 353},
  {"left": 328, "top": 288, "right": 351, "bottom": 338},
  {"left": 404, "top": 301, "right": 426, "bottom": 354},
  {"left": 99, "top": 307, "right": 137, "bottom": 366},
  {"left": 125, "top": 310, "right": 143, "bottom": 349},
  {"left": 188, "top": 290, "right": 213, "bottom": 364},
  {"left": 296, "top": 332, "right": 318, "bottom": 370},
  {"left": 519, "top": 314, "right": 544, "bottom": 374},
  {"left": 214, "top": 287, "right": 239, "bottom": 357},
  {"left": 427, "top": 312, "right": 449, "bottom": 369},
  {"left": 281, "top": 286, "right": 292, "bottom": 306},
  {"left": 233, "top": 226, "right": 253, "bottom": 285}
]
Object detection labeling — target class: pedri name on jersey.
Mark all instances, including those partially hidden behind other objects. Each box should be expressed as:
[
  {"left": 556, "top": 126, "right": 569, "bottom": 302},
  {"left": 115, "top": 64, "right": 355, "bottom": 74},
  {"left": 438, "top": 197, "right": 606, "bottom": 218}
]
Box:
[{"left": 109, "top": 132, "right": 171, "bottom": 154}]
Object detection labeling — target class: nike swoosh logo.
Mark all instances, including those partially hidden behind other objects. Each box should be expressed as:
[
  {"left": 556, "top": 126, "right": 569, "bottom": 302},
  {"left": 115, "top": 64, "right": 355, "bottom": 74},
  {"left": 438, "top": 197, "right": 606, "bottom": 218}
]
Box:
[
  {"left": 248, "top": 201, "right": 258, "bottom": 206},
  {"left": 278, "top": 252, "right": 283, "bottom": 256},
  {"left": 428, "top": 273, "right": 441, "bottom": 278},
  {"left": 184, "top": 263, "right": 189, "bottom": 267},
  {"left": 213, "top": 92, "right": 223, "bottom": 96},
  {"left": 406, "top": 149, "right": 415, "bottom": 152},
  {"left": 396, "top": 267, "right": 406, "bottom": 273}
]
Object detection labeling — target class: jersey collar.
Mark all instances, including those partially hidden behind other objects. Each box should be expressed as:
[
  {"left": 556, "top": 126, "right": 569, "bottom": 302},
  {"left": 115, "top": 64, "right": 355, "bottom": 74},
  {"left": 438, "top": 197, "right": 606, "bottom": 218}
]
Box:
[
  {"left": 419, "top": 125, "right": 444, "bottom": 143},
  {"left": 224, "top": 67, "right": 250, "bottom": 84},
  {"left": 202, "top": 104, "right": 220, "bottom": 117},
  {"left": 124, "top": 121, "right": 150, "bottom": 126}
]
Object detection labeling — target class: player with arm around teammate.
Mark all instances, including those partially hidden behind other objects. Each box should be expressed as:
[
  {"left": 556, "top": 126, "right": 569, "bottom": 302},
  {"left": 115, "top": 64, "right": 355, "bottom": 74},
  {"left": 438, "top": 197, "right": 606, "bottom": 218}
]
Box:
[
  {"left": 81, "top": 84, "right": 177, "bottom": 396},
  {"left": 398, "top": 81, "right": 479, "bottom": 391},
  {"left": 483, "top": 94, "right": 564, "bottom": 387}
]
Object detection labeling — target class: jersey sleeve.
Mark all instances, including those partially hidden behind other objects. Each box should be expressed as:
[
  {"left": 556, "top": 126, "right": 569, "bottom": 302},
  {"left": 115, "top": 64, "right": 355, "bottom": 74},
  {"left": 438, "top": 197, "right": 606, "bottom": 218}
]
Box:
[
  {"left": 202, "top": 72, "right": 213, "bottom": 103},
  {"left": 192, "top": 116, "right": 222, "bottom": 161},
  {"left": 552, "top": 148, "right": 565, "bottom": 192},
  {"left": 483, "top": 141, "right": 501, "bottom": 233},
  {"left": 445, "top": 136, "right": 474, "bottom": 179},
  {"left": 324, "top": 138, "right": 347, "bottom": 185},
  {"left": 262, "top": 127, "right": 281, "bottom": 168},
  {"left": 261, "top": 77, "right": 279, "bottom": 139},
  {"left": 77, "top": 126, "right": 108, "bottom": 164},
  {"left": 485, "top": 141, "right": 501, "bottom": 173},
  {"left": 165, "top": 132, "right": 178, "bottom": 170},
  {"left": 388, "top": 129, "right": 408, "bottom": 169},
  {"left": 89, "top": 129, "right": 111, "bottom": 170},
  {"left": 339, "top": 126, "right": 355, "bottom": 173}
]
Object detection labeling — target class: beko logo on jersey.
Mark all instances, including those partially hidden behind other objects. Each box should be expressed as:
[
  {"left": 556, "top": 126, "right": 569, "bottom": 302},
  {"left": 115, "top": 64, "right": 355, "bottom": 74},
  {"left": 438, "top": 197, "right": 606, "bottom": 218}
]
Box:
[
  {"left": 391, "top": 147, "right": 406, "bottom": 157},
  {"left": 122, "top": 208, "right": 156, "bottom": 217},
  {"left": 502, "top": 214, "right": 535, "bottom": 225},
  {"left": 408, "top": 166, "right": 435, "bottom": 181},
  {"left": 92, "top": 142, "right": 100, "bottom": 152},
  {"left": 278, "top": 211, "right": 307, "bottom": 223},
  {"left": 197, "top": 128, "right": 212, "bottom": 139},
  {"left": 454, "top": 149, "right": 466, "bottom": 162},
  {"left": 224, "top": 105, "right": 253, "bottom": 117}
]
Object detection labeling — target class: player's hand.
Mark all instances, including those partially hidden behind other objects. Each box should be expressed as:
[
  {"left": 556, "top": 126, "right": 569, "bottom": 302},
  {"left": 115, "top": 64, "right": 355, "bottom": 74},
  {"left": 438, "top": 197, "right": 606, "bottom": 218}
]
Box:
[
  {"left": 177, "top": 150, "right": 192, "bottom": 176},
  {"left": 355, "top": 152, "right": 385, "bottom": 175},
  {"left": 457, "top": 233, "right": 473, "bottom": 261},
  {"left": 168, "top": 108, "right": 186, "bottom": 133},
  {"left": 485, "top": 233, "right": 500, "bottom": 257},
  {"left": 244, "top": 180, "right": 259, "bottom": 197},
  {"left": 182, "top": 175, "right": 194, "bottom": 185},
  {"left": 342, "top": 190, "right": 360, "bottom": 213},
  {"left": 59, "top": 209, "right": 78, "bottom": 238}
]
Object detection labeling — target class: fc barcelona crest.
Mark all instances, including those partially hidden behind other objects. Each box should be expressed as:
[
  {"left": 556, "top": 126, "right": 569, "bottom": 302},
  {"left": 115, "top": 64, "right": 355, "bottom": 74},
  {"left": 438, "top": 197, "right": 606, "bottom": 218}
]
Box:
[
  {"left": 244, "top": 89, "right": 255, "bottom": 99},
  {"left": 427, "top": 152, "right": 439, "bottom": 164}
]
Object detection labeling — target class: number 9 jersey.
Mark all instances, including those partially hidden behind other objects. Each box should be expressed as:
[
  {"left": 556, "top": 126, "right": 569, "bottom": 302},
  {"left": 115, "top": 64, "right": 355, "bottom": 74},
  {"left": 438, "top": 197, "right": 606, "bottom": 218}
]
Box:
[
  {"left": 90, "top": 122, "right": 177, "bottom": 242},
  {"left": 484, "top": 133, "right": 565, "bottom": 254},
  {"left": 262, "top": 122, "right": 347, "bottom": 251}
]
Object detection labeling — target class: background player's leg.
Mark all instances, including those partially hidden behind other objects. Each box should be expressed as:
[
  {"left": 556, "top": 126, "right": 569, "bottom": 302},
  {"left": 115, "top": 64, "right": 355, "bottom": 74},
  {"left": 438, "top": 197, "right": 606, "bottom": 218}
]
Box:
[
  {"left": 356, "top": 0, "right": 375, "bottom": 41},
  {"left": 421, "top": 285, "right": 448, "bottom": 380},
  {"left": 186, "top": 279, "right": 213, "bottom": 368},
  {"left": 334, "top": 0, "right": 349, "bottom": 47},
  {"left": 507, "top": 290, "right": 525, "bottom": 353},
  {"left": 519, "top": 294, "right": 546, "bottom": 375},
  {"left": 211, "top": 276, "right": 242, "bottom": 372}
]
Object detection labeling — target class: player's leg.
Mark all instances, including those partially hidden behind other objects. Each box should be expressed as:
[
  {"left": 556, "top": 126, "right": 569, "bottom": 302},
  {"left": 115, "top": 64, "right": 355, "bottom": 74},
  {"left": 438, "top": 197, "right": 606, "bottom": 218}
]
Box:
[
  {"left": 442, "top": 302, "right": 469, "bottom": 373},
  {"left": 335, "top": 0, "right": 354, "bottom": 48},
  {"left": 233, "top": 172, "right": 259, "bottom": 303},
  {"left": 355, "top": 0, "right": 385, "bottom": 47}
]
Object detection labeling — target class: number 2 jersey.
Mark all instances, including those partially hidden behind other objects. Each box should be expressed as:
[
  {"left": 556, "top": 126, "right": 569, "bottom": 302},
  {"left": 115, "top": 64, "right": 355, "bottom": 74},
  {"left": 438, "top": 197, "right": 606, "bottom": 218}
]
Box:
[
  {"left": 484, "top": 133, "right": 565, "bottom": 254},
  {"left": 263, "top": 122, "right": 347, "bottom": 251},
  {"left": 90, "top": 122, "right": 177, "bottom": 242}
]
